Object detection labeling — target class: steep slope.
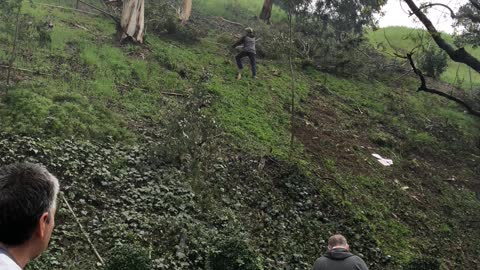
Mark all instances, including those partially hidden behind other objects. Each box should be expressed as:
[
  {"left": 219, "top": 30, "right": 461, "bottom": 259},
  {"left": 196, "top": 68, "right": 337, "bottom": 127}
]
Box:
[{"left": 0, "top": 1, "right": 479, "bottom": 270}]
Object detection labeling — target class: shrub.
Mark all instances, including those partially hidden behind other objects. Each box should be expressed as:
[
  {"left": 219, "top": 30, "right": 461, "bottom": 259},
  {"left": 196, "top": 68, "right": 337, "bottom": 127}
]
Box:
[
  {"left": 403, "top": 256, "right": 441, "bottom": 270},
  {"left": 206, "top": 238, "right": 263, "bottom": 270},
  {"left": 418, "top": 46, "right": 448, "bottom": 78},
  {"left": 369, "top": 131, "right": 396, "bottom": 148},
  {"left": 105, "top": 245, "right": 151, "bottom": 270},
  {"left": 412, "top": 132, "right": 437, "bottom": 146}
]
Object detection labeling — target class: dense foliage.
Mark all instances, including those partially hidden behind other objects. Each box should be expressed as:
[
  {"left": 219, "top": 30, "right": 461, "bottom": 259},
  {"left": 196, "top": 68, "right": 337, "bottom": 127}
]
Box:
[
  {"left": 0, "top": 1, "right": 479, "bottom": 269},
  {"left": 106, "top": 245, "right": 152, "bottom": 270},
  {"left": 418, "top": 46, "right": 448, "bottom": 78},
  {"left": 455, "top": 0, "right": 480, "bottom": 47}
]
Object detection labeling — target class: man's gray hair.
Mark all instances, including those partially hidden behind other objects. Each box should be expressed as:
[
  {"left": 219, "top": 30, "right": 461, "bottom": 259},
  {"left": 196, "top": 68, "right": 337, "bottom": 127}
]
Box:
[
  {"left": 0, "top": 162, "right": 60, "bottom": 246},
  {"left": 328, "top": 234, "right": 348, "bottom": 249}
]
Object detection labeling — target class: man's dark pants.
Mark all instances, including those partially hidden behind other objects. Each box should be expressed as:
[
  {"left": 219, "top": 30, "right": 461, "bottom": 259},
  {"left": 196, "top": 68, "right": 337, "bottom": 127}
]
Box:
[{"left": 235, "top": 51, "right": 256, "bottom": 77}]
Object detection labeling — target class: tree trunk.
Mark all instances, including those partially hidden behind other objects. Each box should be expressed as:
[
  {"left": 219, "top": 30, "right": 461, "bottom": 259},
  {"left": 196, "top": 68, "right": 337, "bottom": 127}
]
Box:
[
  {"left": 288, "top": 4, "right": 296, "bottom": 152},
  {"left": 179, "top": 0, "right": 192, "bottom": 24},
  {"left": 259, "top": 0, "right": 273, "bottom": 22},
  {"left": 119, "top": 0, "right": 144, "bottom": 43},
  {"left": 7, "top": 6, "right": 21, "bottom": 86}
]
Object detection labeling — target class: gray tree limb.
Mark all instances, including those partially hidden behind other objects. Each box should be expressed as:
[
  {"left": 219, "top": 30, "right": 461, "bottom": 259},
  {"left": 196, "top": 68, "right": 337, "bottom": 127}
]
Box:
[{"left": 403, "top": 0, "right": 480, "bottom": 73}]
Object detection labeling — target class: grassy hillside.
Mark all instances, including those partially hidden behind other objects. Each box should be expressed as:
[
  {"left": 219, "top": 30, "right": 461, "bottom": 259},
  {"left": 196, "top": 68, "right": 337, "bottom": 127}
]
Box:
[
  {"left": 368, "top": 26, "right": 480, "bottom": 90},
  {"left": 0, "top": 1, "right": 479, "bottom": 270},
  {"left": 197, "top": 0, "right": 286, "bottom": 22}
]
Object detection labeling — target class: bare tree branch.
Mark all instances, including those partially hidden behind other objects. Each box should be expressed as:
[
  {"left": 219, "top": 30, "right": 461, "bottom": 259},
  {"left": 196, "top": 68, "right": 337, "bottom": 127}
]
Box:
[
  {"left": 417, "top": 3, "right": 456, "bottom": 18},
  {"left": 403, "top": 0, "right": 480, "bottom": 73},
  {"left": 406, "top": 53, "right": 480, "bottom": 117},
  {"left": 417, "top": 1, "right": 480, "bottom": 23},
  {"left": 63, "top": 196, "right": 105, "bottom": 266},
  {"left": 78, "top": 0, "right": 119, "bottom": 24}
]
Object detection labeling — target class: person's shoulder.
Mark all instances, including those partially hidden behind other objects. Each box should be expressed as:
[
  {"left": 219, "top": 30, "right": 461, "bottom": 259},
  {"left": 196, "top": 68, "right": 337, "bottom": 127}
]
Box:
[
  {"left": 346, "top": 255, "right": 369, "bottom": 269},
  {"left": 313, "top": 256, "right": 329, "bottom": 265},
  {"left": 0, "top": 254, "right": 22, "bottom": 270},
  {"left": 314, "top": 255, "right": 329, "bottom": 261}
]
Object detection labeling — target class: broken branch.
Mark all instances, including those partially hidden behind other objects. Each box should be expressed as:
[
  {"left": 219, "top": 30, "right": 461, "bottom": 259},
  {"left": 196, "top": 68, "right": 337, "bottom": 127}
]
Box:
[
  {"left": 0, "top": 65, "right": 48, "bottom": 75},
  {"left": 403, "top": 0, "right": 480, "bottom": 73},
  {"left": 213, "top": 16, "right": 244, "bottom": 27},
  {"left": 37, "top": 3, "right": 99, "bottom": 15},
  {"left": 120, "top": 83, "right": 188, "bottom": 97},
  {"left": 406, "top": 53, "right": 480, "bottom": 117},
  {"left": 62, "top": 196, "right": 105, "bottom": 266},
  {"left": 78, "top": 0, "right": 119, "bottom": 23}
]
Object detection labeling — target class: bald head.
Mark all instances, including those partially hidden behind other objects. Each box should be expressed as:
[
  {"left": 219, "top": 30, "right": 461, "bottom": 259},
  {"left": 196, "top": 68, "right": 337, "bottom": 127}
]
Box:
[{"left": 328, "top": 234, "right": 348, "bottom": 250}]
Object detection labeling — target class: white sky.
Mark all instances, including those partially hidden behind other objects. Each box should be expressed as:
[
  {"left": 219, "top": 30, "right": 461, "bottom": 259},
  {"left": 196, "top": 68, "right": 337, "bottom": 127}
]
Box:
[{"left": 378, "top": 0, "right": 468, "bottom": 33}]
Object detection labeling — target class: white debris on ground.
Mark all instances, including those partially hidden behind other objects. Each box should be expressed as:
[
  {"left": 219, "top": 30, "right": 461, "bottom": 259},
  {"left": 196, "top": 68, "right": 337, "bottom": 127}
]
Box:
[{"left": 371, "top": 153, "right": 393, "bottom": 166}]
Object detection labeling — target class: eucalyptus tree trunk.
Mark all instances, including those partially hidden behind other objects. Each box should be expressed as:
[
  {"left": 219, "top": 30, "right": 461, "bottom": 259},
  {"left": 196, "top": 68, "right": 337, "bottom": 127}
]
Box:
[
  {"left": 179, "top": 0, "right": 192, "bottom": 24},
  {"left": 259, "top": 0, "right": 273, "bottom": 22},
  {"left": 119, "top": 0, "right": 144, "bottom": 43}
]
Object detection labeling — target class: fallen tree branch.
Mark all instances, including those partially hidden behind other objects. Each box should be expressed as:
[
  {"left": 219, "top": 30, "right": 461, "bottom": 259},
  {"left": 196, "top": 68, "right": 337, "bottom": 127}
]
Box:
[
  {"left": 392, "top": 69, "right": 413, "bottom": 83},
  {"left": 160, "top": 92, "right": 188, "bottom": 97},
  {"left": 78, "top": 0, "right": 119, "bottom": 24},
  {"left": 36, "top": 3, "right": 99, "bottom": 15},
  {"left": 73, "top": 23, "right": 89, "bottom": 31},
  {"left": 0, "top": 64, "right": 48, "bottom": 75},
  {"left": 62, "top": 196, "right": 105, "bottom": 266},
  {"left": 406, "top": 53, "right": 480, "bottom": 117},
  {"left": 120, "top": 83, "right": 188, "bottom": 97},
  {"left": 213, "top": 16, "right": 244, "bottom": 26}
]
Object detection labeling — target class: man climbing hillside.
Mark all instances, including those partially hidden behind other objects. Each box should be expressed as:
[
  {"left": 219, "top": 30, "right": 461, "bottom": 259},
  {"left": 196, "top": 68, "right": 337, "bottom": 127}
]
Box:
[
  {"left": 312, "top": 234, "right": 369, "bottom": 270},
  {"left": 232, "top": 27, "right": 257, "bottom": 80}
]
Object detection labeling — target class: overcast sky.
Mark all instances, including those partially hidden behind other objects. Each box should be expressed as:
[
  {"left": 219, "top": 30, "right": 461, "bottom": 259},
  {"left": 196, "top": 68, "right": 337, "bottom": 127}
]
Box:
[{"left": 378, "top": 0, "right": 468, "bottom": 33}]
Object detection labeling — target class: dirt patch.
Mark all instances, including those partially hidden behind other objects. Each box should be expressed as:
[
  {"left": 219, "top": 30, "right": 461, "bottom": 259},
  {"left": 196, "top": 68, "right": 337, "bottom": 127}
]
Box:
[
  {"left": 295, "top": 94, "right": 375, "bottom": 175},
  {"left": 297, "top": 90, "right": 480, "bottom": 197}
]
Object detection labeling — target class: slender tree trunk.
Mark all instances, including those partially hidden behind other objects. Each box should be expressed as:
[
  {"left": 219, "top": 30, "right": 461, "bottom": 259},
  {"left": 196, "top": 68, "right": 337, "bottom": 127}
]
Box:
[
  {"left": 288, "top": 5, "right": 296, "bottom": 152},
  {"left": 179, "top": 0, "right": 192, "bottom": 24},
  {"left": 7, "top": 6, "right": 21, "bottom": 86},
  {"left": 259, "top": 0, "right": 273, "bottom": 23},
  {"left": 119, "top": 0, "right": 145, "bottom": 43}
]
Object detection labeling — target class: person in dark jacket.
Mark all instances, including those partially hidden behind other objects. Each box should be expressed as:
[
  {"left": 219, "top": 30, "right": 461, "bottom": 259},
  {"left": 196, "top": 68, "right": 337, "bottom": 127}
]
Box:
[
  {"left": 313, "top": 234, "right": 369, "bottom": 270},
  {"left": 232, "top": 27, "right": 256, "bottom": 80}
]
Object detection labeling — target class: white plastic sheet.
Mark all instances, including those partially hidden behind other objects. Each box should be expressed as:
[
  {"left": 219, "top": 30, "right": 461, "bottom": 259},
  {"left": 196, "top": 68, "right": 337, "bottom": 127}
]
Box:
[{"left": 371, "top": 153, "right": 393, "bottom": 166}]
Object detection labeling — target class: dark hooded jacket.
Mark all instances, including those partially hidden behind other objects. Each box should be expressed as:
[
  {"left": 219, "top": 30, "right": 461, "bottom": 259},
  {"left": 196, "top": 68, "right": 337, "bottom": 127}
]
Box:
[
  {"left": 313, "top": 248, "right": 369, "bottom": 270},
  {"left": 232, "top": 33, "right": 256, "bottom": 54}
]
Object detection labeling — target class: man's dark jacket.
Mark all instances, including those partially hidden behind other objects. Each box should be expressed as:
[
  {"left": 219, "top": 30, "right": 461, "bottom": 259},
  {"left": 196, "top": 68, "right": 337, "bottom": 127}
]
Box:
[{"left": 313, "top": 248, "right": 369, "bottom": 270}]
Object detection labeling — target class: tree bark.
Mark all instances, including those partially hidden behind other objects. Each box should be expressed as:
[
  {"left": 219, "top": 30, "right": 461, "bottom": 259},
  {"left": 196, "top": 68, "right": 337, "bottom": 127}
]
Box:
[
  {"left": 403, "top": 0, "right": 480, "bottom": 73},
  {"left": 179, "top": 0, "right": 192, "bottom": 24},
  {"left": 119, "top": 0, "right": 145, "bottom": 43},
  {"left": 259, "top": 0, "right": 273, "bottom": 23}
]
